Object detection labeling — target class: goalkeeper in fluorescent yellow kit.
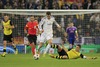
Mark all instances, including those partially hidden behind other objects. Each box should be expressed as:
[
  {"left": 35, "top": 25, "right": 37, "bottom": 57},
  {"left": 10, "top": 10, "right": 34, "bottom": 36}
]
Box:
[
  {"left": 50, "top": 44, "right": 97, "bottom": 59},
  {"left": 1, "top": 15, "right": 18, "bottom": 57}
]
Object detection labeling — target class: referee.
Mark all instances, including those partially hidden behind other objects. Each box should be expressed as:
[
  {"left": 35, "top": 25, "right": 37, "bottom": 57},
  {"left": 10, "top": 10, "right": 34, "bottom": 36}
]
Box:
[
  {"left": 1, "top": 15, "right": 18, "bottom": 57},
  {"left": 24, "top": 16, "right": 39, "bottom": 57}
]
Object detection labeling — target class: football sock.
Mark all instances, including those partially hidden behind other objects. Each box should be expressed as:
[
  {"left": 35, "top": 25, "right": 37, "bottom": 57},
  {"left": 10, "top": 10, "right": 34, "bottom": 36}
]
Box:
[
  {"left": 3, "top": 48, "right": 6, "bottom": 52},
  {"left": 31, "top": 47, "right": 35, "bottom": 55},
  {"left": 56, "top": 56, "right": 63, "bottom": 59},
  {"left": 51, "top": 44, "right": 58, "bottom": 48},
  {"left": 44, "top": 44, "right": 51, "bottom": 54},
  {"left": 13, "top": 46, "right": 17, "bottom": 51}
]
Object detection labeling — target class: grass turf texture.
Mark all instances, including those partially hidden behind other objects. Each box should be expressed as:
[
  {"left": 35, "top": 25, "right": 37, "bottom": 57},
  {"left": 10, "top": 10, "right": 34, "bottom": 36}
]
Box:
[{"left": 0, "top": 53, "right": 100, "bottom": 67}]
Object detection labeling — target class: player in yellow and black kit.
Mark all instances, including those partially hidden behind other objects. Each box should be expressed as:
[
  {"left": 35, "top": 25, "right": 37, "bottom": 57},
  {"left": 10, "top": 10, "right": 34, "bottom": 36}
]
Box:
[
  {"left": 50, "top": 44, "right": 97, "bottom": 59},
  {"left": 1, "top": 15, "right": 18, "bottom": 57}
]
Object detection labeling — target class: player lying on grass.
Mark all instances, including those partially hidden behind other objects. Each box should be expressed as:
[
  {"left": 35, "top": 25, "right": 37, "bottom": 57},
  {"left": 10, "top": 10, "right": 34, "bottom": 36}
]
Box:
[{"left": 50, "top": 44, "right": 97, "bottom": 59}]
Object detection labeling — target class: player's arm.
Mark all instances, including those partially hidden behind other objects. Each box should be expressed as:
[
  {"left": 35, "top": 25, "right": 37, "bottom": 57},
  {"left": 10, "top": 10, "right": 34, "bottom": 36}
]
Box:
[
  {"left": 65, "top": 27, "right": 69, "bottom": 38},
  {"left": 75, "top": 28, "right": 78, "bottom": 40},
  {"left": 24, "top": 23, "right": 28, "bottom": 35},
  {"left": 53, "top": 19, "right": 61, "bottom": 28},
  {"left": 9, "top": 21, "right": 14, "bottom": 28},
  {"left": 62, "top": 44, "right": 68, "bottom": 52},
  {"left": 35, "top": 21, "right": 40, "bottom": 35},
  {"left": 38, "top": 18, "right": 45, "bottom": 33},
  {"left": 80, "top": 54, "right": 97, "bottom": 59}
]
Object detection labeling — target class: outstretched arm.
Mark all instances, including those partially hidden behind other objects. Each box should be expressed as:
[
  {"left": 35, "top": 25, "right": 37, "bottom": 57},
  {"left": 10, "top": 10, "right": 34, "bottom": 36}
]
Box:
[
  {"left": 38, "top": 18, "right": 45, "bottom": 33},
  {"left": 80, "top": 54, "right": 97, "bottom": 59},
  {"left": 53, "top": 19, "right": 61, "bottom": 28}
]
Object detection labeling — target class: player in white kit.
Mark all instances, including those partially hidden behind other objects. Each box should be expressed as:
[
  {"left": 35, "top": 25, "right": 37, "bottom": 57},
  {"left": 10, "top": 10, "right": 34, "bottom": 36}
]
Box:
[{"left": 37, "top": 12, "right": 61, "bottom": 56}]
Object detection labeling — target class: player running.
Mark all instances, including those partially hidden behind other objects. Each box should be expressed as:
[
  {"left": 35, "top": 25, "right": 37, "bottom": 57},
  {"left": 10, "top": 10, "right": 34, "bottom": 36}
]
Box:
[
  {"left": 37, "top": 12, "right": 61, "bottom": 56},
  {"left": 66, "top": 22, "right": 78, "bottom": 50},
  {"left": 1, "top": 15, "right": 18, "bottom": 57},
  {"left": 50, "top": 44, "right": 97, "bottom": 59},
  {"left": 24, "top": 16, "right": 39, "bottom": 57}
]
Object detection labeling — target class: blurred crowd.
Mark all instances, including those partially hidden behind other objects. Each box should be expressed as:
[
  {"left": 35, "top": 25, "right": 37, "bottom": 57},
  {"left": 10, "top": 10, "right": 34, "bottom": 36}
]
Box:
[{"left": 0, "top": 0, "right": 100, "bottom": 9}]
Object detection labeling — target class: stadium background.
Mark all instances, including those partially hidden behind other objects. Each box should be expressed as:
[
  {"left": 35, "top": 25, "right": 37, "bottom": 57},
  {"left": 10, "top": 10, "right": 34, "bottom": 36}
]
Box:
[
  {"left": 0, "top": 0, "right": 100, "bottom": 9},
  {"left": 0, "top": 10, "right": 100, "bottom": 54}
]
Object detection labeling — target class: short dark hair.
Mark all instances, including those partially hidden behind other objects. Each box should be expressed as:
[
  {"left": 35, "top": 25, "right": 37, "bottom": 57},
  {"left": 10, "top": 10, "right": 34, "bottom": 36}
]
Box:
[
  {"left": 77, "top": 44, "right": 81, "bottom": 48},
  {"left": 46, "top": 11, "right": 51, "bottom": 15}
]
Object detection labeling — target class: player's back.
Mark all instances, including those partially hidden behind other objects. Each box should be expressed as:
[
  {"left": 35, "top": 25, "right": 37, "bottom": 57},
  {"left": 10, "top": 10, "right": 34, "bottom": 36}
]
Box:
[
  {"left": 66, "top": 26, "right": 77, "bottom": 38},
  {"left": 67, "top": 49, "right": 80, "bottom": 59}
]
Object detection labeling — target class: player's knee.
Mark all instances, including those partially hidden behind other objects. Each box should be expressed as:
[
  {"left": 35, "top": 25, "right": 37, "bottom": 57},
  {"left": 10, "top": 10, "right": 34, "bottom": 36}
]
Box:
[
  {"left": 3, "top": 41, "right": 7, "bottom": 45},
  {"left": 62, "top": 56, "right": 68, "bottom": 59},
  {"left": 58, "top": 47, "right": 62, "bottom": 52},
  {"left": 48, "top": 40, "right": 52, "bottom": 45}
]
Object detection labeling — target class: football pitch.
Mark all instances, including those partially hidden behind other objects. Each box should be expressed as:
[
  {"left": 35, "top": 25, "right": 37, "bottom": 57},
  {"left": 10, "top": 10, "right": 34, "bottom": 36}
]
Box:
[{"left": 0, "top": 53, "right": 100, "bottom": 67}]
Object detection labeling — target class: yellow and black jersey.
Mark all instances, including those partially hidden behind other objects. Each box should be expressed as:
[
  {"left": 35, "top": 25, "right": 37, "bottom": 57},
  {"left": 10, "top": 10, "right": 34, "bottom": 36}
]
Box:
[
  {"left": 67, "top": 49, "right": 81, "bottom": 59},
  {"left": 2, "top": 20, "right": 13, "bottom": 35}
]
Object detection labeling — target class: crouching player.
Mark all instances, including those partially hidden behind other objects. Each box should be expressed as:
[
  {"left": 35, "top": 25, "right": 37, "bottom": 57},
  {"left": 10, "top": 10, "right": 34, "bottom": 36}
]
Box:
[{"left": 50, "top": 44, "right": 97, "bottom": 59}]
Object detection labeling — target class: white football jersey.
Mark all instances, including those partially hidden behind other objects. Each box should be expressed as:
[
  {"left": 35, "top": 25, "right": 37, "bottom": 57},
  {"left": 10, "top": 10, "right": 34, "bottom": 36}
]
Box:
[{"left": 39, "top": 16, "right": 59, "bottom": 34}]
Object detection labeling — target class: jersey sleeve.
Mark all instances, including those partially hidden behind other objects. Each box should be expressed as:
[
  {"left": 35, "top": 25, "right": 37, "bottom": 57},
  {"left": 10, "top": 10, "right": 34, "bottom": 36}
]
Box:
[
  {"left": 35, "top": 21, "right": 39, "bottom": 28},
  {"left": 66, "top": 27, "right": 69, "bottom": 33},
  {"left": 80, "top": 53, "right": 87, "bottom": 59},
  {"left": 24, "top": 22, "right": 29, "bottom": 30},
  {"left": 53, "top": 17, "right": 59, "bottom": 27},
  {"left": 10, "top": 20, "right": 13, "bottom": 25},
  {"left": 75, "top": 27, "right": 78, "bottom": 33},
  {"left": 39, "top": 18, "right": 45, "bottom": 31}
]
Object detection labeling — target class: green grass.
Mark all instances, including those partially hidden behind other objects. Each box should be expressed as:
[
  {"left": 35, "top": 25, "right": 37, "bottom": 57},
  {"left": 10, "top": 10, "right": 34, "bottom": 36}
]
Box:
[{"left": 0, "top": 53, "right": 100, "bottom": 67}]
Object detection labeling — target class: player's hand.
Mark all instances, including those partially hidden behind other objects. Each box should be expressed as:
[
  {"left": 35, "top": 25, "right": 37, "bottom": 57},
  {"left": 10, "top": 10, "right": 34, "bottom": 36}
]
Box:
[
  {"left": 58, "top": 25, "right": 61, "bottom": 28},
  {"left": 76, "top": 37, "right": 79, "bottom": 41},
  {"left": 11, "top": 25, "right": 15, "bottom": 28},
  {"left": 24, "top": 30, "right": 29, "bottom": 36},
  {"left": 39, "top": 30, "right": 44, "bottom": 34},
  {"left": 5, "top": 26, "right": 9, "bottom": 28}
]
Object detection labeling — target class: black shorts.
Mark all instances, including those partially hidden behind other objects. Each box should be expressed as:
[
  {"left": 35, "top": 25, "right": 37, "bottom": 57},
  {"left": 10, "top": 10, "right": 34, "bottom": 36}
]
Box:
[
  {"left": 3, "top": 34, "right": 13, "bottom": 42},
  {"left": 58, "top": 49, "right": 68, "bottom": 57},
  {"left": 27, "top": 35, "right": 37, "bottom": 45}
]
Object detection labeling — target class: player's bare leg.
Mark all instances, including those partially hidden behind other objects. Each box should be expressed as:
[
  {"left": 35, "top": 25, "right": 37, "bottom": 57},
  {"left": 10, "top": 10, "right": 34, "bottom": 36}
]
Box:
[
  {"left": 1, "top": 40, "right": 7, "bottom": 57},
  {"left": 43, "top": 39, "right": 52, "bottom": 57},
  {"left": 37, "top": 42, "right": 43, "bottom": 55},
  {"left": 69, "top": 44, "right": 73, "bottom": 50},
  {"left": 11, "top": 38, "right": 18, "bottom": 55}
]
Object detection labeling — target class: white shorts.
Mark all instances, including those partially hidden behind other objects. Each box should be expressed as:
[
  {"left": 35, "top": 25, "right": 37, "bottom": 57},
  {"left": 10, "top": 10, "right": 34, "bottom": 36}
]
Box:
[
  {"left": 37, "top": 34, "right": 41, "bottom": 44},
  {"left": 39, "top": 33, "right": 53, "bottom": 43}
]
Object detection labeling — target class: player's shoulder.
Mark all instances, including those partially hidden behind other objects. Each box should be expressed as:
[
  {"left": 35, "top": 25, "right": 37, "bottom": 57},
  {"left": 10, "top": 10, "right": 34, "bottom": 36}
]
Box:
[
  {"left": 71, "top": 49, "right": 76, "bottom": 51},
  {"left": 51, "top": 16, "right": 55, "bottom": 19},
  {"left": 73, "top": 26, "right": 77, "bottom": 29},
  {"left": 42, "top": 16, "right": 47, "bottom": 20},
  {"left": 66, "top": 27, "right": 70, "bottom": 29}
]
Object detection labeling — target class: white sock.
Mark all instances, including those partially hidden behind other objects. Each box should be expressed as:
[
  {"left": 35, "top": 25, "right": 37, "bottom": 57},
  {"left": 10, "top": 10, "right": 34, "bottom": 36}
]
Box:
[
  {"left": 44, "top": 44, "right": 51, "bottom": 54},
  {"left": 37, "top": 45, "right": 40, "bottom": 50}
]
